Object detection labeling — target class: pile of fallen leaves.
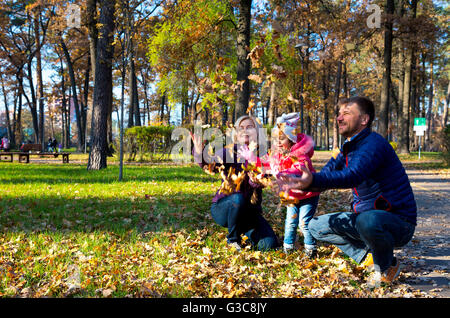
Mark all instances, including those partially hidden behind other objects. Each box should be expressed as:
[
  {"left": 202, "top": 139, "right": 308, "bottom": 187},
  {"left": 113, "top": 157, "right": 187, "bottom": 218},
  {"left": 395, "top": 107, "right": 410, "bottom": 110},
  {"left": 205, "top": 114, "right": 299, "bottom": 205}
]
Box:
[
  {"left": 0, "top": 163, "right": 432, "bottom": 298},
  {"left": 0, "top": 186, "right": 430, "bottom": 298}
]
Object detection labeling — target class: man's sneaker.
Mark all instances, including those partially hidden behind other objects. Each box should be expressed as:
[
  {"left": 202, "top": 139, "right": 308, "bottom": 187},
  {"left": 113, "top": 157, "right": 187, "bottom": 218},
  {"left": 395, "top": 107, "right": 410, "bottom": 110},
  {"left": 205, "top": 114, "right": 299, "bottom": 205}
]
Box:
[
  {"left": 229, "top": 242, "right": 242, "bottom": 252},
  {"left": 367, "top": 257, "right": 401, "bottom": 287},
  {"left": 359, "top": 252, "right": 374, "bottom": 269},
  {"left": 381, "top": 257, "right": 401, "bottom": 283},
  {"left": 304, "top": 248, "right": 317, "bottom": 259}
]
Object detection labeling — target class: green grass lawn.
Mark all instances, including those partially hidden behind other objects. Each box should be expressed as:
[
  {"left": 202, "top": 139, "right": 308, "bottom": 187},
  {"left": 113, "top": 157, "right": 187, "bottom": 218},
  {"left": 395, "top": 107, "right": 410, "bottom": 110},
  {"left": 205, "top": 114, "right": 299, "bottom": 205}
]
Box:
[{"left": 0, "top": 161, "right": 426, "bottom": 298}]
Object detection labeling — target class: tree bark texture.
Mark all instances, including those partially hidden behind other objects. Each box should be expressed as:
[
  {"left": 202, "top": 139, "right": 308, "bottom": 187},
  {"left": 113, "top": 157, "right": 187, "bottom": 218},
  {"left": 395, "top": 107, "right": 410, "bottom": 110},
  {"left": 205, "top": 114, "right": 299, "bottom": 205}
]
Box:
[
  {"left": 379, "top": 0, "right": 395, "bottom": 139},
  {"left": 87, "top": 0, "right": 115, "bottom": 170},
  {"left": 234, "top": 0, "right": 252, "bottom": 119},
  {"left": 333, "top": 61, "right": 342, "bottom": 149}
]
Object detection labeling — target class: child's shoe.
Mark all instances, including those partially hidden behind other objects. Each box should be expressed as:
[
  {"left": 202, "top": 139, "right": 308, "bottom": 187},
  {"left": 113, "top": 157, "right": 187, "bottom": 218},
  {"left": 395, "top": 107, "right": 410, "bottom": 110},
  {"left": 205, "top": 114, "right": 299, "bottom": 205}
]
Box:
[
  {"left": 283, "top": 243, "right": 294, "bottom": 254},
  {"left": 304, "top": 248, "right": 317, "bottom": 259}
]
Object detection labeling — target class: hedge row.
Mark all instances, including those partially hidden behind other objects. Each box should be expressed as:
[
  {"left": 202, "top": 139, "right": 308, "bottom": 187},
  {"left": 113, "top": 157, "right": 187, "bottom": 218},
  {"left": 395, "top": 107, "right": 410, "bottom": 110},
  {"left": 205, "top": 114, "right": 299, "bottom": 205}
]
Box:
[{"left": 122, "top": 126, "right": 175, "bottom": 161}]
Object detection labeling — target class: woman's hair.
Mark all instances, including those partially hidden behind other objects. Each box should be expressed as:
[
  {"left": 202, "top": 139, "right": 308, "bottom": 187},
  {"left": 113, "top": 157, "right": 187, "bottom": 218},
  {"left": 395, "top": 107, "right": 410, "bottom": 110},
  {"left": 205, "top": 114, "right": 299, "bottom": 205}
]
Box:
[
  {"left": 232, "top": 115, "right": 263, "bottom": 144},
  {"left": 234, "top": 115, "right": 262, "bottom": 130}
]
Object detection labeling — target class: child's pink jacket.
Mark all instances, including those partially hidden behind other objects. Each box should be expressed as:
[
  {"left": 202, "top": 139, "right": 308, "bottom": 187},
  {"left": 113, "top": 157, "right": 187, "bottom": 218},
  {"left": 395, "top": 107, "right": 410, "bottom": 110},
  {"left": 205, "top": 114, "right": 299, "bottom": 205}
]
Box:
[{"left": 261, "top": 133, "right": 321, "bottom": 201}]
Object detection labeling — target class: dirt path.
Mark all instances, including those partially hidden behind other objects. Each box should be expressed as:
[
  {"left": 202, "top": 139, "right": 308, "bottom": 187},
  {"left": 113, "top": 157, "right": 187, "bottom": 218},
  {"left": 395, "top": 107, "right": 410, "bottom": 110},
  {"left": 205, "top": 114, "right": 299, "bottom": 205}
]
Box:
[{"left": 398, "top": 168, "right": 450, "bottom": 297}]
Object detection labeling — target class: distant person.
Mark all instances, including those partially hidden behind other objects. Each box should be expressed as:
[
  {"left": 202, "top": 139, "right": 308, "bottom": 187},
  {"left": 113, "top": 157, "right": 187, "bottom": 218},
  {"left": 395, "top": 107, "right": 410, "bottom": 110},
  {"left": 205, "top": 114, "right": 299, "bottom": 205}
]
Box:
[
  {"left": 1, "top": 136, "right": 10, "bottom": 151},
  {"left": 279, "top": 96, "right": 417, "bottom": 285},
  {"left": 52, "top": 138, "right": 58, "bottom": 152},
  {"left": 47, "top": 137, "right": 53, "bottom": 152}
]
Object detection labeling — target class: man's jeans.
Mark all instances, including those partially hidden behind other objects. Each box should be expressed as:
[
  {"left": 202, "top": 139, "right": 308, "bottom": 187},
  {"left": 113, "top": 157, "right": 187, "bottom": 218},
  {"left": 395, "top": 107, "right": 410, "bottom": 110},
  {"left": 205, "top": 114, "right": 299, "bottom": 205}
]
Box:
[
  {"left": 211, "top": 193, "right": 279, "bottom": 251},
  {"left": 284, "top": 196, "right": 319, "bottom": 251},
  {"left": 309, "top": 210, "right": 415, "bottom": 272}
]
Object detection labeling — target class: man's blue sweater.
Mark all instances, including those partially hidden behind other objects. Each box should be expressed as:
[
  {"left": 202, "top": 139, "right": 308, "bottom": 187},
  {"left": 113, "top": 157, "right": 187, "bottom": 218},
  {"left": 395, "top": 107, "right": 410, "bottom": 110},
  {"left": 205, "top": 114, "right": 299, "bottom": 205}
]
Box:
[{"left": 311, "top": 128, "right": 417, "bottom": 225}]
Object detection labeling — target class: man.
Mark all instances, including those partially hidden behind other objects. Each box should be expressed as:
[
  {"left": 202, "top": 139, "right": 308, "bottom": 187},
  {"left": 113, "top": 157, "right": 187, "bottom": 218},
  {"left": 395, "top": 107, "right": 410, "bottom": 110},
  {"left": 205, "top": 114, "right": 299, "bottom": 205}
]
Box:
[{"left": 281, "top": 96, "right": 416, "bottom": 284}]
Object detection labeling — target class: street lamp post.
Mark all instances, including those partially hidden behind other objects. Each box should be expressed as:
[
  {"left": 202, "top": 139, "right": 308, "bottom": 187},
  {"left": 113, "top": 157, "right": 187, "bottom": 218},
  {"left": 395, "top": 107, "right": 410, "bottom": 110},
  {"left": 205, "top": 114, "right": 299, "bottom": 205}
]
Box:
[{"left": 295, "top": 43, "right": 308, "bottom": 133}]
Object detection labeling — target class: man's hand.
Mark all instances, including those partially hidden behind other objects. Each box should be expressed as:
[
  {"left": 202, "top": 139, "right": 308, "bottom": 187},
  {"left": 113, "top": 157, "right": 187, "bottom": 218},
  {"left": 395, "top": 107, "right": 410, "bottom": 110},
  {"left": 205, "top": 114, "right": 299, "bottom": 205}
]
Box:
[{"left": 278, "top": 164, "right": 313, "bottom": 191}]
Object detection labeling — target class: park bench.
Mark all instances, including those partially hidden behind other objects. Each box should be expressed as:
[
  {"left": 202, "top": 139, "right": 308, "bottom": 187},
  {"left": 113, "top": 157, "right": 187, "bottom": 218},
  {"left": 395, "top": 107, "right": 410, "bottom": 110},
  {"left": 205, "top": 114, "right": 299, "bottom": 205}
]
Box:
[
  {"left": 0, "top": 143, "right": 71, "bottom": 163},
  {"left": 17, "top": 151, "right": 71, "bottom": 163},
  {"left": 0, "top": 152, "right": 14, "bottom": 162},
  {"left": 21, "top": 144, "right": 43, "bottom": 152}
]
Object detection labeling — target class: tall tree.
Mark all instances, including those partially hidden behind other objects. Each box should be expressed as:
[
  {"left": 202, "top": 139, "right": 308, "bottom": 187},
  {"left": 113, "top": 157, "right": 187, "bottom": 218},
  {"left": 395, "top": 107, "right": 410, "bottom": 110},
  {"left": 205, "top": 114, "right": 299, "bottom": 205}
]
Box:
[
  {"left": 87, "top": 0, "right": 115, "bottom": 170},
  {"left": 379, "top": 0, "right": 395, "bottom": 139},
  {"left": 398, "top": 0, "right": 418, "bottom": 154},
  {"left": 60, "top": 37, "right": 84, "bottom": 151},
  {"left": 332, "top": 60, "right": 342, "bottom": 149},
  {"left": 234, "top": 0, "right": 252, "bottom": 119},
  {"left": 443, "top": 80, "right": 450, "bottom": 128}
]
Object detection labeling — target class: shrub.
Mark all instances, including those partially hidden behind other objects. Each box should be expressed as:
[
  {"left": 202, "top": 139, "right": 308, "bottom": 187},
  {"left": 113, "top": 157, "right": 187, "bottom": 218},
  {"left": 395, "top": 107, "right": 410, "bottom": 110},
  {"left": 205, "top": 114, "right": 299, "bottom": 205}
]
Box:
[{"left": 123, "top": 126, "right": 175, "bottom": 162}]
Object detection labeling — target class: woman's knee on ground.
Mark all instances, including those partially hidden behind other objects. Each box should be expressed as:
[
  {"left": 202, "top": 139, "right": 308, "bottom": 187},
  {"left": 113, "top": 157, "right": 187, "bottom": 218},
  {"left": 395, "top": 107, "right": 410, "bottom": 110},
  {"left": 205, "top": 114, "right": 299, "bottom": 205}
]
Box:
[{"left": 256, "top": 236, "right": 279, "bottom": 251}]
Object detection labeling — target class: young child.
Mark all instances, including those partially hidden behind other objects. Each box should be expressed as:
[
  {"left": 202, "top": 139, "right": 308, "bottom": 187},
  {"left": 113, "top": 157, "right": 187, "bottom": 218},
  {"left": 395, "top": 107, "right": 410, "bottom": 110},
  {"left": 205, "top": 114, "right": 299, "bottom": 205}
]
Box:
[{"left": 271, "top": 113, "right": 321, "bottom": 258}]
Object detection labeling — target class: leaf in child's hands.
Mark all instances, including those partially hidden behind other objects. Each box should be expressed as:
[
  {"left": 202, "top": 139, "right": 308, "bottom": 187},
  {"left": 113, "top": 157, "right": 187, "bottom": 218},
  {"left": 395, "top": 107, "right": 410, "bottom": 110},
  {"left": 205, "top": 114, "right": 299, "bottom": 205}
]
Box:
[
  {"left": 331, "top": 147, "right": 341, "bottom": 159},
  {"left": 290, "top": 155, "right": 299, "bottom": 163}
]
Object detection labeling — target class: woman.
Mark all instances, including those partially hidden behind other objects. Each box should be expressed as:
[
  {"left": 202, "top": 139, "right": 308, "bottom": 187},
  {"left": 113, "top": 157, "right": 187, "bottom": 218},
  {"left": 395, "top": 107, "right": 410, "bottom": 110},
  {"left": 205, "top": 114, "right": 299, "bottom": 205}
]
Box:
[{"left": 193, "top": 115, "right": 279, "bottom": 251}]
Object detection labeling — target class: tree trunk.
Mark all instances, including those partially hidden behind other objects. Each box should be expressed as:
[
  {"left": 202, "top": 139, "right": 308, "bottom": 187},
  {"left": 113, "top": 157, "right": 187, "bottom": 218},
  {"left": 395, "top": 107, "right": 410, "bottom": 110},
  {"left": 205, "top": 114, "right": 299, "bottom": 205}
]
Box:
[
  {"left": 267, "top": 81, "right": 277, "bottom": 126},
  {"left": 61, "top": 37, "right": 84, "bottom": 151},
  {"left": 222, "top": 102, "right": 228, "bottom": 126},
  {"left": 87, "top": 0, "right": 98, "bottom": 92},
  {"left": 333, "top": 61, "right": 342, "bottom": 149},
  {"left": 342, "top": 61, "right": 348, "bottom": 98},
  {"left": 140, "top": 69, "right": 150, "bottom": 125},
  {"left": 14, "top": 82, "right": 23, "bottom": 145},
  {"left": 87, "top": 0, "right": 98, "bottom": 149},
  {"left": 25, "top": 61, "right": 39, "bottom": 143},
  {"left": 234, "top": 0, "right": 252, "bottom": 119},
  {"left": 379, "top": 0, "right": 395, "bottom": 139},
  {"left": 398, "top": 0, "right": 417, "bottom": 154},
  {"left": 397, "top": 61, "right": 404, "bottom": 138},
  {"left": 87, "top": 0, "right": 115, "bottom": 170},
  {"left": 129, "top": 56, "right": 141, "bottom": 126},
  {"left": 1, "top": 77, "right": 14, "bottom": 147},
  {"left": 398, "top": 49, "right": 412, "bottom": 154},
  {"left": 34, "top": 7, "right": 45, "bottom": 149},
  {"left": 322, "top": 68, "right": 330, "bottom": 150},
  {"left": 389, "top": 76, "right": 399, "bottom": 141},
  {"left": 442, "top": 80, "right": 449, "bottom": 128},
  {"left": 82, "top": 53, "right": 90, "bottom": 152},
  {"left": 160, "top": 93, "right": 166, "bottom": 123},
  {"left": 119, "top": 48, "right": 126, "bottom": 181},
  {"left": 63, "top": 75, "right": 70, "bottom": 148}
]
